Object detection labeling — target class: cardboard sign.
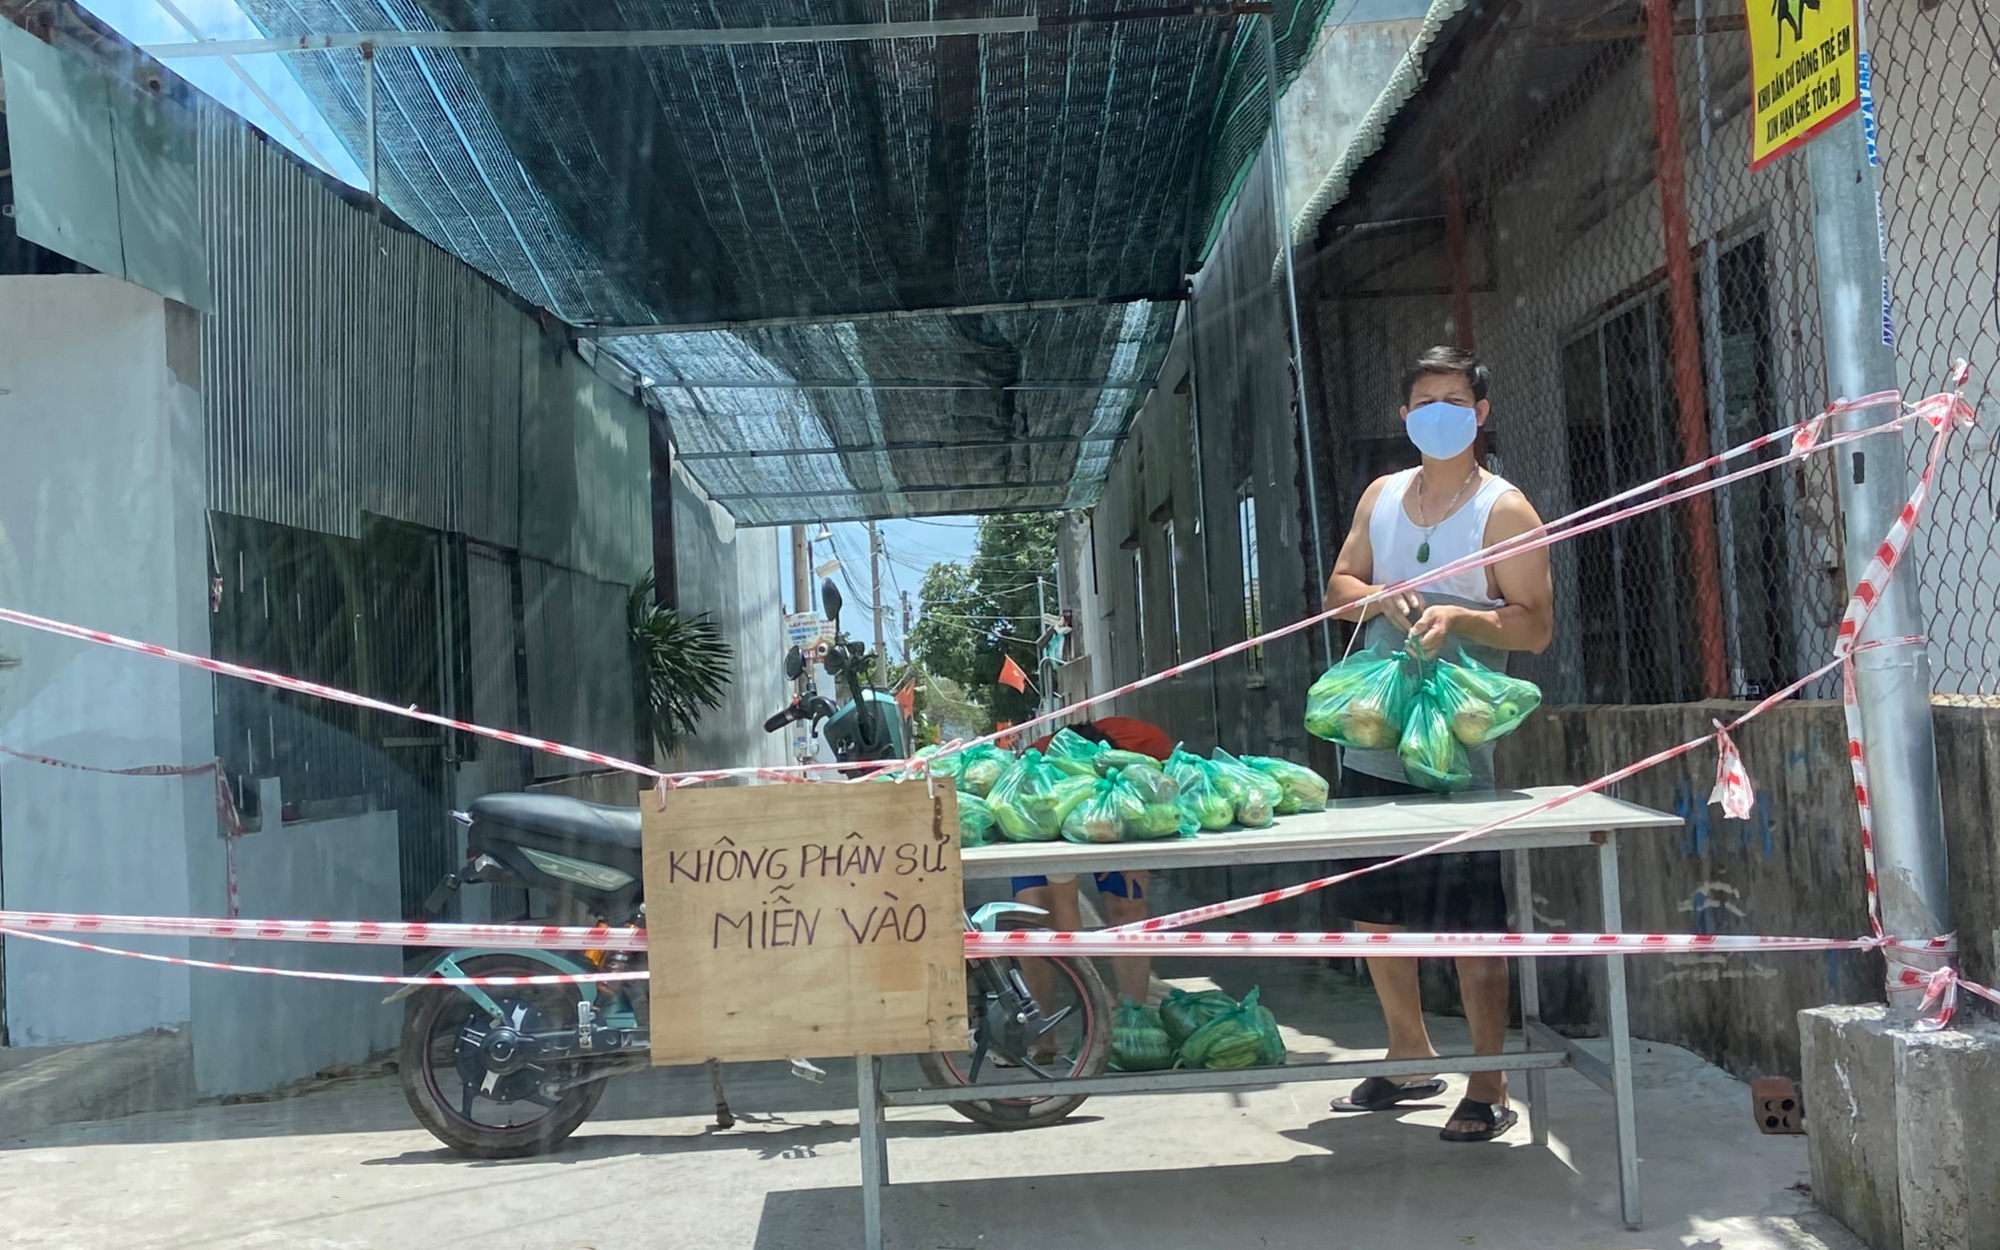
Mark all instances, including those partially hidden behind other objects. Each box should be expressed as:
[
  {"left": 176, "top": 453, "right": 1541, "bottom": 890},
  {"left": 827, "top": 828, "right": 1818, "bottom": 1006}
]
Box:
[
  {"left": 1748, "top": 0, "right": 1859, "bottom": 169},
  {"left": 642, "top": 782, "right": 967, "bottom": 1064}
]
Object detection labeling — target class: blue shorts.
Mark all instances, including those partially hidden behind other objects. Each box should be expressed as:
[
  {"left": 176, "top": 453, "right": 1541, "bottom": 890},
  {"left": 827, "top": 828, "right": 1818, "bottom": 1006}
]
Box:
[{"left": 1010, "top": 872, "right": 1144, "bottom": 900}]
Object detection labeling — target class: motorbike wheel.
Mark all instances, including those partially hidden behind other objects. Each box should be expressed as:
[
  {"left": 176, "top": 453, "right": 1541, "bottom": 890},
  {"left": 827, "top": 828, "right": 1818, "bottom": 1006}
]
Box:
[
  {"left": 397, "top": 954, "right": 609, "bottom": 1159},
  {"left": 918, "top": 924, "right": 1113, "bottom": 1131}
]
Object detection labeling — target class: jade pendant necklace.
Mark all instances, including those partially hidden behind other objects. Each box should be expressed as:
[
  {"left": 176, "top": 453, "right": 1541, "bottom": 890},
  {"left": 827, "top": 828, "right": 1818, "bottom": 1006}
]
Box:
[{"left": 1411, "top": 466, "right": 1481, "bottom": 564}]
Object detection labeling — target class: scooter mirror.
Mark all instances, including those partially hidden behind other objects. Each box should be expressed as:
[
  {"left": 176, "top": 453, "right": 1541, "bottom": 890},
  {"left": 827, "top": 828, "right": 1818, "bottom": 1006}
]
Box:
[
  {"left": 784, "top": 646, "right": 805, "bottom": 681},
  {"left": 821, "top": 579, "right": 844, "bottom": 628}
]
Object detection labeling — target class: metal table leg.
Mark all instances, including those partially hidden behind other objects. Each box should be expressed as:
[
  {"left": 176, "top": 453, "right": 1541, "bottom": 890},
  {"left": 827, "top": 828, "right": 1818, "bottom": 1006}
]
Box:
[
  {"left": 1597, "top": 837, "right": 1642, "bottom": 1229},
  {"left": 1512, "top": 848, "right": 1550, "bottom": 1149},
  {"left": 857, "top": 1054, "right": 890, "bottom": 1250}
]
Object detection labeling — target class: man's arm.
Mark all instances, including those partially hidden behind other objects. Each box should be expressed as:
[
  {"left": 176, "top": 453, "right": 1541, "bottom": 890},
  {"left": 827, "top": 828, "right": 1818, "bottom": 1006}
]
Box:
[
  {"left": 1324, "top": 476, "right": 1423, "bottom": 634},
  {"left": 1410, "top": 490, "right": 1554, "bottom": 656}
]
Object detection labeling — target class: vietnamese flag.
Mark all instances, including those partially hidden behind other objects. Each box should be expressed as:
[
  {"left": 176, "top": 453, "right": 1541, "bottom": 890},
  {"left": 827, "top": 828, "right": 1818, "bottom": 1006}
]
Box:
[
  {"left": 894, "top": 674, "right": 916, "bottom": 720},
  {"left": 997, "top": 654, "right": 1030, "bottom": 693}
]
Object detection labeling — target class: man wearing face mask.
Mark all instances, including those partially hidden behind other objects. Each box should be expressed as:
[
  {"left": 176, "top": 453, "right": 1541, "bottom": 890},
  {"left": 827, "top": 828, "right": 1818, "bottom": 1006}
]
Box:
[{"left": 1321, "top": 346, "right": 1554, "bottom": 1143}]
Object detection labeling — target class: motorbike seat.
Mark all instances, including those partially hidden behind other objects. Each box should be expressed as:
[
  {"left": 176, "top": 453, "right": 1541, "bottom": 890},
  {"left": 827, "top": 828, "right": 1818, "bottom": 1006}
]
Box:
[{"left": 468, "top": 793, "right": 643, "bottom": 851}]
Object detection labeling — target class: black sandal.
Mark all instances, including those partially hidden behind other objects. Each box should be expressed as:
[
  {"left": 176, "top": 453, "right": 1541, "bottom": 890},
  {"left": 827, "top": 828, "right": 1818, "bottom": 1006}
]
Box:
[
  {"left": 1330, "top": 1076, "right": 1448, "bottom": 1113},
  {"left": 1439, "top": 1097, "right": 1519, "bottom": 1142}
]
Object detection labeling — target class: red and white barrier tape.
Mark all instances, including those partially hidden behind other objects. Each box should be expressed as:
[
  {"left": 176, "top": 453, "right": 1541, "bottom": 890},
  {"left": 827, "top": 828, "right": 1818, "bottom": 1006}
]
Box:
[
  {"left": 1, "top": 745, "right": 246, "bottom": 918},
  {"left": 1113, "top": 375, "right": 1975, "bottom": 943},
  {"left": 1108, "top": 637, "right": 1911, "bottom": 936},
  {"left": 944, "top": 392, "right": 1928, "bottom": 760},
  {"left": 1831, "top": 381, "right": 1976, "bottom": 937},
  {"left": 0, "top": 390, "right": 1936, "bottom": 796},
  {"left": 0, "top": 926, "right": 645, "bottom": 987},
  {"left": 0, "top": 908, "right": 646, "bottom": 951},
  {"left": 966, "top": 929, "right": 1880, "bottom": 957}
]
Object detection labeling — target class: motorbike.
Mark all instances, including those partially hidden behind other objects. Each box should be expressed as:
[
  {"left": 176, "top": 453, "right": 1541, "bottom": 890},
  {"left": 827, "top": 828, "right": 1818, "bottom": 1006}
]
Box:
[{"left": 395, "top": 579, "right": 1111, "bottom": 1157}]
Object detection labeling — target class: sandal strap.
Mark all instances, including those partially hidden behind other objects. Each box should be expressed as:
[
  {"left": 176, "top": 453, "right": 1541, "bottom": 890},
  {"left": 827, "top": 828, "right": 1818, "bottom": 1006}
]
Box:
[{"left": 1447, "top": 1097, "right": 1500, "bottom": 1127}]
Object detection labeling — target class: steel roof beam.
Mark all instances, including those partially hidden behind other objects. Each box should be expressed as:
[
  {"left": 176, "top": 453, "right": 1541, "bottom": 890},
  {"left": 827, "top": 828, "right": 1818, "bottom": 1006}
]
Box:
[
  {"left": 651, "top": 379, "right": 1149, "bottom": 392},
  {"left": 144, "top": 6, "right": 1268, "bottom": 59},
  {"left": 705, "top": 479, "right": 1070, "bottom": 502},
  {"left": 674, "top": 433, "right": 1122, "bottom": 461},
  {"left": 579, "top": 294, "right": 1174, "bottom": 337}
]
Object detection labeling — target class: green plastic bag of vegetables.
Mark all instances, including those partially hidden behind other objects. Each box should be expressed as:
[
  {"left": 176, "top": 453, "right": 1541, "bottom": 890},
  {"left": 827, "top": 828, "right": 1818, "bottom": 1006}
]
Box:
[
  {"left": 1303, "top": 643, "right": 1421, "bottom": 750},
  {"left": 1112, "top": 762, "right": 1192, "bottom": 839},
  {"left": 1165, "top": 749, "right": 1237, "bottom": 831},
  {"left": 955, "top": 791, "right": 996, "bottom": 846},
  {"left": 1179, "top": 987, "right": 1286, "bottom": 1070},
  {"left": 1397, "top": 679, "right": 1473, "bottom": 793},
  {"left": 1043, "top": 728, "right": 1106, "bottom": 778},
  {"left": 988, "top": 750, "right": 1065, "bottom": 841},
  {"left": 1159, "top": 987, "right": 1239, "bottom": 1047},
  {"left": 1061, "top": 771, "right": 1146, "bottom": 844},
  {"left": 1432, "top": 654, "right": 1543, "bottom": 745},
  {"left": 1120, "top": 761, "right": 1180, "bottom": 806},
  {"left": 1242, "top": 755, "right": 1330, "bottom": 815},
  {"left": 1210, "top": 749, "right": 1284, "bottom": 828},
  {"left": 953, "top": 743, "right": 1018, "bottom": 797},
  {"left": 1109, "top": 998, "right": 1176, "bottom": 1072}
]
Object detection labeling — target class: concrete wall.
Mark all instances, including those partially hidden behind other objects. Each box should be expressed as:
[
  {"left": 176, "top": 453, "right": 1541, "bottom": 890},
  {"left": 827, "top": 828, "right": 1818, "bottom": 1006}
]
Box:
[
  {"left": 1492, "top": 700, "right": 2000, "bottom": 1081},
  {"left": 0, "top": 275, "right": 214, "bottom": 1047},
  {"left": 667, "top": 466, "right": 788, "bottom": 774},
  {"left": 187, "top": 811, "right": 401, "bottom": 1096}
]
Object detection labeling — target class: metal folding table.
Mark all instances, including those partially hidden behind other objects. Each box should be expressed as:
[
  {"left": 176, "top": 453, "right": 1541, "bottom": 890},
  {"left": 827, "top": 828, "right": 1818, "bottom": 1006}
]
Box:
[{"left": 849, "top": 786, "right": 1681, "bottom": 1248}]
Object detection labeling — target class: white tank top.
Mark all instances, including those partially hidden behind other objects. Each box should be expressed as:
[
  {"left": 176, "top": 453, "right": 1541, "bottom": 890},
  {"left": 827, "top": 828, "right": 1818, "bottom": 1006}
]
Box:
[{"left": 1367, "top": 467, "right": 1516, "bottom": 607}]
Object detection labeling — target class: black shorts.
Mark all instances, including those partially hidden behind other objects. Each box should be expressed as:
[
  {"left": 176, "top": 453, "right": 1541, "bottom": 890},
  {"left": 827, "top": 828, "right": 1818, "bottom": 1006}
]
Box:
[{"left": 1324, "top": 768, "right": 1509, "bottom": 932}]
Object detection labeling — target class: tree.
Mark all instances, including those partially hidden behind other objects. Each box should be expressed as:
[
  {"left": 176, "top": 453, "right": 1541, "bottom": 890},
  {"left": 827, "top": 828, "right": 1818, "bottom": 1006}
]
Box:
[
  {"left": 908, "top": 513, "right": 1058, "bottom": 726},
  {"left": 628, "top": 572, "right": 733, "bottom": 761}
]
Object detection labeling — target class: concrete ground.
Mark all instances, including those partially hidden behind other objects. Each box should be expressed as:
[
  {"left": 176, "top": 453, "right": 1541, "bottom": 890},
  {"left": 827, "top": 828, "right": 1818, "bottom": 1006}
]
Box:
[{"left": 0, "top": 960, "right": 1860, "bottom": 1250}]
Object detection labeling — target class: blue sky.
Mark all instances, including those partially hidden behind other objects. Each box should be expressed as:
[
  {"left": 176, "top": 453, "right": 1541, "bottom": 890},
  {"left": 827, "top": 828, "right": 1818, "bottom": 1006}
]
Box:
[
  {"left": 778, "top": 519, "right": 982, "bottom": 662},
  {"left": 82, "top": 0, "right": 364, "bottom": 186}
]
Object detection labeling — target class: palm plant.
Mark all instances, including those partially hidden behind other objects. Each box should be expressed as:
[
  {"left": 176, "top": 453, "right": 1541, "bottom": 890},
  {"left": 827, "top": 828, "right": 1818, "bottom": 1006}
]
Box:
[{"left": 628, "top": 573, "right": 732, "bottom": 759}]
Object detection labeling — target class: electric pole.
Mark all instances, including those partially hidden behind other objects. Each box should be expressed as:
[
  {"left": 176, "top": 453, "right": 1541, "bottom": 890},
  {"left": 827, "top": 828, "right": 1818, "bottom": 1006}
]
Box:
[
  {"left": 790, "top": 525, "right": 811, "bottom": 618},
  {"left": 901, "top": 591, "right": 912, "bottom": 651},
  {"left": 868, "top": 521, "right": 887, "bottom": 684},
  {"left": 1806, "top": 47, "right": 1950, "bottom": 1008}
]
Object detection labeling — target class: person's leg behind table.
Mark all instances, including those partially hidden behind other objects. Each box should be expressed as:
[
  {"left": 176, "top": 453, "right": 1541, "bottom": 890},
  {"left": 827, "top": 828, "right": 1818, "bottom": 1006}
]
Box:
[
  {"left": 1439, "top": 849, "right": 1518, "bottom": 1142},
  {"left": 1094, "top": 871, "right": 1152, "bottom": 1004},
  {"left": 1327, "top": 769, "right": 1447, "bottom": 1114},
  {"left": 1010, "top": 876, "right": 1083, "bottom": 1060}
]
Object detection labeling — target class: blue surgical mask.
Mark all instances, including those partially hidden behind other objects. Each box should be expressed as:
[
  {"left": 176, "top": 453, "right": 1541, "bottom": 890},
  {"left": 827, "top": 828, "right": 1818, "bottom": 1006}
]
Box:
[{"left": 1404, "top": 400, "right": 1480, "bottom": 459}]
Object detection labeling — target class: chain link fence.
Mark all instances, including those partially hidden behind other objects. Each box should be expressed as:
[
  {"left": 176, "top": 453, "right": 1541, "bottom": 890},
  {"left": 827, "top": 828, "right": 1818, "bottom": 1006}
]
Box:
[{"left": 1302, "top": 0, "right": 1999, "bottom": 703}]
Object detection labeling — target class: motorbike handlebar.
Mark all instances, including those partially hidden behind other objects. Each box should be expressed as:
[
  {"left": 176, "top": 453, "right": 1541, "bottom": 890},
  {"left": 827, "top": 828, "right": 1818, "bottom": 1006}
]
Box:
[{"left": 763, "top": 705, "right": 804, "bottom": 734}]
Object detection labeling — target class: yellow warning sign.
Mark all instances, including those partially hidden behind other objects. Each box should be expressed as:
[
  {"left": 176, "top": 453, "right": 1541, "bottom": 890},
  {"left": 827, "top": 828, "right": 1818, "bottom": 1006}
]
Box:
[{"left": 1749, "top": 0, "right": 1861, "bottom": 169}]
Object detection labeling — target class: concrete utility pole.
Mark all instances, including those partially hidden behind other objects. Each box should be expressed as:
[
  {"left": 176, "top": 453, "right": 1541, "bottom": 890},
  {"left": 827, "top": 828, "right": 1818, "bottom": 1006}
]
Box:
[
  {"left": 901, "top": 590, "right": 912, "bottom": 647},
  {"left": 868, "top": 522, "right": 887, "bottom": 684},
  {"left": 790, "top": 525, "right": 811, "bottom": 617},
  {"left": 1805, "top": 55, "right": 1951, "bottom": 1005}
]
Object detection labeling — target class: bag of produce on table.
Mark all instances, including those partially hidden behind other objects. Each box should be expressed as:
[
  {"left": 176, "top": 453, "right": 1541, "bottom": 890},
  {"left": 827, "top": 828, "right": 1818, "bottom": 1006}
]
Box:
[
  {"left": 1178, "top": 987, "right": 1286, "bottom": 1070},
  {"left": 956, "top": 791, "right": 997, "bottom": 846},
  {"left": 1303, "top": 642, "right": 1421, "bottom": 749},
  {"left": 953, "top": 742, "right": 1019, "bottom": 797},
  {"left": 1397, "top": 680, "right": 1473, "bottom": 793},
  {"left": 1159, "top": 987, "right": 1240, "bottom": 1047},
  {"left": 1096, "top": 747, "right": 1162, "bottom": 775},
  {"left": 1430, "top": 654, "right": 1543, "bottom": 745},
  {"left": 1208, "top": 749, "right": 1283, "bottom": 828},
  {"left": 1043, "top": 727, "right": 1106, "bottom": 778},
  {"left": 1110, "top": 998, "right": 1177, "bottom": 1072},
  {"left": 987, "top": 750, "right": 1067, "bottom": 841},
  {"left": 1060, "top": 770, "right": 1147, "bottom": 843},
  {"left": 1241, "top": 755, "right": 1330, "bottom": 814},
  {"left": 1165, "top": 749, "right": 1237, "bottom": 831}
]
